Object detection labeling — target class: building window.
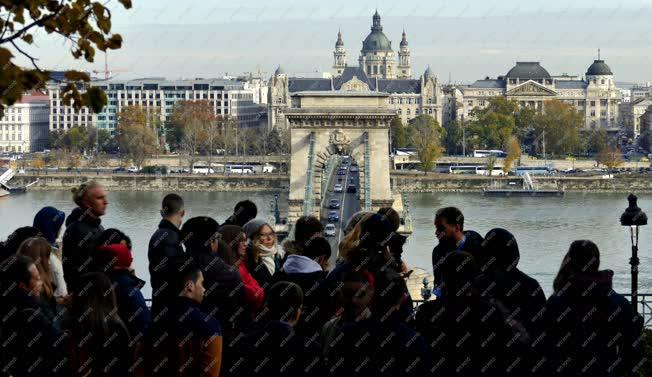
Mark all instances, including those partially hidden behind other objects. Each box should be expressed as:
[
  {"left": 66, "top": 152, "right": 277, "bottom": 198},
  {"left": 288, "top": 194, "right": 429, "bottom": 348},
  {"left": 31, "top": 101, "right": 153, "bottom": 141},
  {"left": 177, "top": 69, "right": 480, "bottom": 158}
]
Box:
[
  {"left": 590, "top": 110, "right": 596, "bottom": 116},
  {"left": 468, "top": 100, "right": 473, "bottom": 107},
  {"left": 600, "top": 99, "right": 608, "bottom": 106},
  {"left": 479, "top": 100, "right": 485, "bottom": 107},
  {"left": 590, "top": 101, "right": 595, "bottom": 107}
]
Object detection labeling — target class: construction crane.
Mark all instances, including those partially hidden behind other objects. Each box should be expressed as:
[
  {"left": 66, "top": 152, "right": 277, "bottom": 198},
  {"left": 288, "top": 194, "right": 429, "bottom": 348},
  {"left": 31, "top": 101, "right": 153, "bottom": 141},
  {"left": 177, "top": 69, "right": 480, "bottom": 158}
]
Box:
[{"left": 92, "top": 52, "right": 128, "bottom": 80}]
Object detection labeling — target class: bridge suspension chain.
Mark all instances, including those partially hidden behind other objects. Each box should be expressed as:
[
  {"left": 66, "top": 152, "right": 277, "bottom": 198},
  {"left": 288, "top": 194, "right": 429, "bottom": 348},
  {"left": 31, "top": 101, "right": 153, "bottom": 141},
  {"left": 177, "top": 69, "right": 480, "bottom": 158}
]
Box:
[
  {"left": 364, "top": 132, "right": 372, "bottom": 210},
  {"left": 303, "top": 132, "right": 316, "bottom": 216}
]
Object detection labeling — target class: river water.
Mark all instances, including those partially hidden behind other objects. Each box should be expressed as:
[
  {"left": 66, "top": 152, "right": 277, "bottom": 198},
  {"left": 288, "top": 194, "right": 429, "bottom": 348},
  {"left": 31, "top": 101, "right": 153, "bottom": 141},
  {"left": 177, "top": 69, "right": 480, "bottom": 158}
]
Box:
[{"left": 1, "top": 191, "right": 651, "bottom": 298}]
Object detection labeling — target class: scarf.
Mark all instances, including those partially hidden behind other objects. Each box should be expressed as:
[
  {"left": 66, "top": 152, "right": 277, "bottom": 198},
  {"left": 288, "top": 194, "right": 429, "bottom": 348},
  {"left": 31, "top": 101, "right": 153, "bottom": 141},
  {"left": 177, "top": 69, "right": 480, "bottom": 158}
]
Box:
[{"left": 258, "top": 243, "right": 278, "bottom": 275}]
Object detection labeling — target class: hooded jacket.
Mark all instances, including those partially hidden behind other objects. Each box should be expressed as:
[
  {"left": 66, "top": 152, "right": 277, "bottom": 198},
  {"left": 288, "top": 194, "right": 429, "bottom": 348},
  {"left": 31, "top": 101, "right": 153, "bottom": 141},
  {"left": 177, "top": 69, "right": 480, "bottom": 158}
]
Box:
[
  {"left": 271, "top": 255, "right": 334, "bottom": 338},
  {"left": 536, "top": 270, "right": 644, "bottom": 377},
  {"left": 62, "top": 207, "right": 104, "bottom": 290},
  {"left": 148, "top": 219, "right": 184, "bottom": 313},
  {"left": 106, "top": 267, "right": 150, "bottom": 342}
]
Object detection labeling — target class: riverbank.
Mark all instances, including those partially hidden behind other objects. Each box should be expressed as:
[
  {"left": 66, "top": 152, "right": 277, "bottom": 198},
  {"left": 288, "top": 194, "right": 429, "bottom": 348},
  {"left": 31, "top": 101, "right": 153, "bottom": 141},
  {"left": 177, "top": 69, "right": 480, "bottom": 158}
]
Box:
[{"left": 8, "top": 171, "right": 652, "bottom": 193}]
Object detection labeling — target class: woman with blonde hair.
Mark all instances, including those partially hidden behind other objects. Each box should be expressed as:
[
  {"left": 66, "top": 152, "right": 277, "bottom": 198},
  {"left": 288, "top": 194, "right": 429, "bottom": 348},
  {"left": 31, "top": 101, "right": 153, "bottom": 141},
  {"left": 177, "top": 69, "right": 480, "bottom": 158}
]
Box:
[
  {"left": 17, "top": 236, "right": 64, "bottom": 329},
  {"left": 242, "top": 219, "right": 284, "bottom": 289}
]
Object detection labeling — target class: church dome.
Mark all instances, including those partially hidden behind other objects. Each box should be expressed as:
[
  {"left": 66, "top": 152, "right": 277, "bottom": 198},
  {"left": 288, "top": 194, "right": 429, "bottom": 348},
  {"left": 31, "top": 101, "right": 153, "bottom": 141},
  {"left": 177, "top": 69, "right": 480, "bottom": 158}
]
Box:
[
  {"left": 505, "top": 62, "right": 551, "bottom": 80},
  {"left": 361, "top": 11, "right": 393, "bottom": 53},
  {"left": 586, "top": 60, "right": 613, "bottom": 76}
]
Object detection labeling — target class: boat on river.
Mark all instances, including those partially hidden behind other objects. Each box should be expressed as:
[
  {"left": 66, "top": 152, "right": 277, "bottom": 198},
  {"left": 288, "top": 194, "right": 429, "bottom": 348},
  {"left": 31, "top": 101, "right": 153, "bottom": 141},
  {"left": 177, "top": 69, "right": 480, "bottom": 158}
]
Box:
[{"left": 482, "top": 172, "right": 564, "bottom": 197}]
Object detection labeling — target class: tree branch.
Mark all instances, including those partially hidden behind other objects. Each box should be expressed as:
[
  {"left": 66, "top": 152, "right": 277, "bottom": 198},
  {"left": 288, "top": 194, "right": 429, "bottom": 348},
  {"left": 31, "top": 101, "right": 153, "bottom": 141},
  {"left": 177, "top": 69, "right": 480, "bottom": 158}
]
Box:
[
  {"left": 9, "top": 40, "right": 44, "bottom": 72},
  {"left": 0, "top": 4, "right": 63, "bottom": 45}
]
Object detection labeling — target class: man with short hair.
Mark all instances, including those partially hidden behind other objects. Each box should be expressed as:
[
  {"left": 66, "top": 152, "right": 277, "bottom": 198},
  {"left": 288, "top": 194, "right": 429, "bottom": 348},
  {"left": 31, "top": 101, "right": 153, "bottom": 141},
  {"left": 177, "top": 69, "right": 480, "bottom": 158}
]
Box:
[
  {"left": 431, "top": 206, "right": 466, "bottom": 296},
  {"left": 148, "top": 193, "right": 185, "bottom": 318},
  {"left": 148, "top": 256, "right": 223, "bottom": 377},
  {"left": 222, "top": 199, "right": 257, "bottom": 227}
]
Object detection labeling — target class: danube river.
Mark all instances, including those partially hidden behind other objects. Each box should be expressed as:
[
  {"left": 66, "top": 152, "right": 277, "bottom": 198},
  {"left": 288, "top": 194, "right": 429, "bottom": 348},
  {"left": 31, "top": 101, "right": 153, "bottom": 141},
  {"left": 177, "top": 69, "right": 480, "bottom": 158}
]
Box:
[{"left": 1, "top": 191, "right": 650, "bottom": 298}]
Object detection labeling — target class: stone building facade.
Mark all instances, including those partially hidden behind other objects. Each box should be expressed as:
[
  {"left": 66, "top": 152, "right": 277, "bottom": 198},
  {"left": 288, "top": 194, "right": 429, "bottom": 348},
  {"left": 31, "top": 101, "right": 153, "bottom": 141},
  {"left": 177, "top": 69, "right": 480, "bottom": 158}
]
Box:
[
  {"left": 620, "top": 97, "right": 652, "bottom": 138},
  {"left": 268, "top": 11, "right": 441, "bottom": 129},
  {"left": 0, "top": 92, "right": 49, "bottom": 153},
  {"left": 455, "top": 59, "right": 621, "bottom": 131}
]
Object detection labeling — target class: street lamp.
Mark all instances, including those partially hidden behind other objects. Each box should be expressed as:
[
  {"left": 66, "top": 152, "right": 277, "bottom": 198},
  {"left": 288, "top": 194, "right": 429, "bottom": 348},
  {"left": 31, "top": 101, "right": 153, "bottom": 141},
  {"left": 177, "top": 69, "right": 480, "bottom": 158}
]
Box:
[{"left": 620, "top": 193, "right": 648, "bottom": 312}]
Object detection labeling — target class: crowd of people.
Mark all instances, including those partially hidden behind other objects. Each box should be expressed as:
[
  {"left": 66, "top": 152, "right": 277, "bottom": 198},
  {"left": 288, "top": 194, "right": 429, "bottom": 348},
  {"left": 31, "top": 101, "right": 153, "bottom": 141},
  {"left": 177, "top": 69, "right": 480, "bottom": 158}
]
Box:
[{"left": 0, "top": 180, "right": 646, "bottom": 377}]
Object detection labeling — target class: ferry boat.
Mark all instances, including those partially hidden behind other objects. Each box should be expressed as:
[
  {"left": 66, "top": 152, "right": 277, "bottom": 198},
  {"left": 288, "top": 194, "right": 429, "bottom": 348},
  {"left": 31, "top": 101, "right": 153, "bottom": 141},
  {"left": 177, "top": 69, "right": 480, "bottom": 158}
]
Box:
[{"left": 482, "top": 172, "right": 564, "bottom": 197}]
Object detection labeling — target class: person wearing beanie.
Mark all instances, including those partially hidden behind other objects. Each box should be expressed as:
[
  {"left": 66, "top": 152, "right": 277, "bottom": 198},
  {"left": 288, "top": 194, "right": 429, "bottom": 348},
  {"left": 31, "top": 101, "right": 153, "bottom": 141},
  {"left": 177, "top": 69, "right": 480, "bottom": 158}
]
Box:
[
  {"left": 33, "top": 207, "right": 68, "bottom": 298},
  {"left": 243, "top": 218, "right": 284, "bottom": 289},
  {"left": 96, "top": 238, "right": 150, "bottom": 343},
  {"left": 181, "top": 217, "right": 245, "bottom": 335}
]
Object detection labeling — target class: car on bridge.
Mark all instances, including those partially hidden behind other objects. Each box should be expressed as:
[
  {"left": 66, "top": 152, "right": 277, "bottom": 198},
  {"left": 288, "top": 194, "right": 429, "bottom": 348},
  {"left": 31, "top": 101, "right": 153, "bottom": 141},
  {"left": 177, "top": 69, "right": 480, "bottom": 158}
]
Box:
[
  {"left": 334, "top": 183, "right": 343, "bottom": 193},
  {"left": 328, "top": 199, "right": 340, "bottom": 209},
  {"left": 346, "top": 184, "right": 357, "bottom": 194},
  {"left": 327, "top": 211, "right": 339, "bottom": 222},
  {"left": 350, "top": 166, "right": 358, "bottom": 172},
  {"left": 337, "top": 169, "right": 346, "bottom": 175},
  {"left": 325, "top": 223, "right": 337, "bottom": 237}
]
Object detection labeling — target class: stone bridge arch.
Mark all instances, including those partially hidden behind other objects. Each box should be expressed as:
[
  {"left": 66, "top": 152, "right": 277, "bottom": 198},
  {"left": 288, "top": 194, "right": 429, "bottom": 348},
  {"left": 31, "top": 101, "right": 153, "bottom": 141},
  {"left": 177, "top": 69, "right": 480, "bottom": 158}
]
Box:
[{"left": 285, "top": 92, "right": 395, "bottom": 222}]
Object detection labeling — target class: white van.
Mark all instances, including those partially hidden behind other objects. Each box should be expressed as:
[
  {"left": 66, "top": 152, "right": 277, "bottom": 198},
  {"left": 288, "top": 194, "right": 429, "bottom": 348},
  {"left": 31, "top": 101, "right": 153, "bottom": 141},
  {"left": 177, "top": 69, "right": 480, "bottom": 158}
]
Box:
[
  {"left": 262, "top": 164, "right": 276, "bottom": 173},
  {"left": 192, "top": 165, "right": 215, "bottom": 174}
]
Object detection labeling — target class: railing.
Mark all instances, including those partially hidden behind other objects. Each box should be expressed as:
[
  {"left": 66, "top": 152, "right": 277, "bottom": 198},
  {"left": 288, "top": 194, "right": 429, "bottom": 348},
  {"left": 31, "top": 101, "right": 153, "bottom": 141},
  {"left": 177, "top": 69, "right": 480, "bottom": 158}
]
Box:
[
  {"left": 303, "top": 132, "right": 316, "bottom": 216},
  {"left": 411, "top": 294, "right": 652, "bottom": 328},
  {"left": 363, "top": 132, "right": 371, "bottom": 210},
  {"left": 320, "top": 155, "right": 340, "bottom": 209}
]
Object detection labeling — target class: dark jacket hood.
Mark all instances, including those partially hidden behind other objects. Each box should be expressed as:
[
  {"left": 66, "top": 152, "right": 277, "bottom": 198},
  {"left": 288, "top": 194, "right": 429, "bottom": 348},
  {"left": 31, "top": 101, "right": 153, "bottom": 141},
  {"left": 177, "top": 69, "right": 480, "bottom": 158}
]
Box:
[
  {"left": 33, "top": 207, "right": 65, "bottom": 245},
  {"left": 481, "top": 228, "right": 520, "bottom": 272},
  {"left": 558, "top": 269, "right": 614, "bottom": 297}
]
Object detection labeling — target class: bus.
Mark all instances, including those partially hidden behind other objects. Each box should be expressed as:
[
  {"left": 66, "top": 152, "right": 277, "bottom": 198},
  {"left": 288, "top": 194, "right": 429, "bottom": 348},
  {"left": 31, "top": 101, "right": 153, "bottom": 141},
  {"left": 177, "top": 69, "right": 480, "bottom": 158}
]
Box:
[
  {"left": 450, "top": 166, "right": 506, "bottom": 176},
  {"left": 514, "top": 166, "right": 553, "bottom": 176},
  {"left": 227, "top": 164, "right": 254, "bottom": 174},
  {"left": 473, "top": 150, "right": 507, "bottom": 158},
  {"left": 192, "top": 165, "right": 214, "bottom": 174}
]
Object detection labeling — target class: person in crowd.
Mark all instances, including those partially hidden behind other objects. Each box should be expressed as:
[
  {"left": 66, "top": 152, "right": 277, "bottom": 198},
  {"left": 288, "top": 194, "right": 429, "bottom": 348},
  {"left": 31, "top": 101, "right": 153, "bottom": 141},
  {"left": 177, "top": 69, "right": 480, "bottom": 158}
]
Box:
[
  {"left": 64, "top": 271, "right": 135, "bottom": 377},
  {"left": 472, "top": 228, "right": 546, "bottom": 374},
  {"left": 33, "top": 206, "right": 68, "bottom": 299},
  {"left": 62, "top": 181, "right": 108, "bottom": 291},
  {"left": 0, "top": 254, "right": 63, "bottom": 377},
  {"left": 431, "top": 207, "right": 485, "bottom": 297},
  {"left": 223, "top": 199, "right": 258, "bottom": 227},
  {"left": 148, "top": 193, "right": 185, "bottom": 318},
  {"left": 181, "top": 217, "right": 244, "bottom": 336},
  {"left": 16, "top": 236, "right": 64, "bottom": 329},
  {"left": 148, "top": 256, "right": 222, "bottom": 377},
  {"left": 411, "top": 251, "right": 511, "bottom": 377},
  {"left": 282, "top": 215, "right": 324, "bottom": 256},
  {"left": 0, "top": 226, "right": 41, "bottom": 262},
  {"left": 219, "top": 224, "right": 265, "bottom": 315},
  {"left": 535, "top": 240, "right": 644, "bottom": 376},
  {"left": 243, "top": 218, "right": 283, "bottom": 289},
  {"left": 272, "top": 236, "right": 335, "bottom": 338},
  {"left": 94, "top": 229, "right": 150, "bottom": 346},
  {"left": 229, "top": 281, "right": 322, "bottom": 377},
  {"left": 377, "top": 207, "right": 409, "bottom": 274}
]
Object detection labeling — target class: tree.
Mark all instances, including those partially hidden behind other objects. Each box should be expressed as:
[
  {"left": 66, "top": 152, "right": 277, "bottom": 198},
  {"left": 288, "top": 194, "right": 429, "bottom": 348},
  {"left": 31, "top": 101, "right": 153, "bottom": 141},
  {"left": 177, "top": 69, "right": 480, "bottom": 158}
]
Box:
[
  {"left": 67, "top": 126, "right": 89, "bottom": 154},
  {"left": 514, "top": 106, "right": 537, "bottom": 146},
  {"left": 31, "top": 155, "right": 45, "bottom": 171},
  {"left": 503, "top": 136, "right": 522, "bottom": 173},
  {"left": 117, "top": 106, "right": 158, "bottom": 169},
  {"left": 0, "top": 0, "right": 132, "bottom": 118},
  {"left": 467, "top": 97, "right": 517, "bottom": 150},
  {"left": 596, "top": 145, "right": 623, "bottom": 171},
  {"left": 584, "top": 129, "right": 608, "bottom": 155},
  {"left": 486, "top": 155, "right": 497, "bottom": 176},
  {"left": 390, "top": 116, "right": 411, "bottom": 150},
  {"left": 171, "top": 101, "right": 215, "bottom": 168},
  {"left": 443, "top": 120, "right": 463, "bottom": 155},
  {"left": 532, "top": 100, "right": 582, "bottom": 157},
  {"left": 409, "top": 115, "right": 444, "bottom": 174}
]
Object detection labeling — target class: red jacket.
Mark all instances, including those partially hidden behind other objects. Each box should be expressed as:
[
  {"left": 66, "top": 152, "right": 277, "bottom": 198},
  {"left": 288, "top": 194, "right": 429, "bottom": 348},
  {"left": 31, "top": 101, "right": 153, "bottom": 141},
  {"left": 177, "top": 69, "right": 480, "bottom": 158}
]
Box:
[{"left": 238, "top": 261, "right": 265, "bottom": 312}]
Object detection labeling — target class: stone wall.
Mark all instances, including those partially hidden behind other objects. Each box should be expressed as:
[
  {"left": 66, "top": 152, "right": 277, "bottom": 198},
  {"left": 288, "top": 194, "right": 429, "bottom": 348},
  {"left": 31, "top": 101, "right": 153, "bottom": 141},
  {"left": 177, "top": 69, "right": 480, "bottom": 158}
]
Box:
[
  {"left": 391, "top": 173, "right": 652, "bottom": 193},
  {"left": 11, "top": 174, "right": 290, "bottom": 192}
]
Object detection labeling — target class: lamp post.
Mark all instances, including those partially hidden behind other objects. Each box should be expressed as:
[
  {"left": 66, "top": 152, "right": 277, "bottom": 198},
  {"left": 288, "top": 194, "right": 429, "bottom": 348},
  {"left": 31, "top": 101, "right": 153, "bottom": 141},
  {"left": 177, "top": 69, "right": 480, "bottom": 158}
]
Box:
[
  {"left": 274, "top": 193, "right": 281, "bottom": 225},
  {"left": 620, "top": 193, "right": 648, "bottom": 312}
]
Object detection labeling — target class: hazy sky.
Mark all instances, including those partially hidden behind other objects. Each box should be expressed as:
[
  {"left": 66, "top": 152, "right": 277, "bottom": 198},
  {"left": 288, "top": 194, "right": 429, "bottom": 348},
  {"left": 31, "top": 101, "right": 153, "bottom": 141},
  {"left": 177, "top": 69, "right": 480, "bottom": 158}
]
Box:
[{"left": 13, "top": 0, "right": 652, "bottom": 83}]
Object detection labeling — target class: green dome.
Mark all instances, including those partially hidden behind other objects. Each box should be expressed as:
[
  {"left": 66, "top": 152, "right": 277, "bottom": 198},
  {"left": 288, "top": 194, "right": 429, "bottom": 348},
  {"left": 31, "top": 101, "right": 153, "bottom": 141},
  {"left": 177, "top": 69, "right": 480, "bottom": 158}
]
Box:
[
  {"left": 361, "top": 11, "right": 393, "bottom": 53},
  {"left": 505, "top": 62, "right": 551, "bottom": 80},
  {"left": 586, "top": 60, "right": 613, "bottom": 76}
]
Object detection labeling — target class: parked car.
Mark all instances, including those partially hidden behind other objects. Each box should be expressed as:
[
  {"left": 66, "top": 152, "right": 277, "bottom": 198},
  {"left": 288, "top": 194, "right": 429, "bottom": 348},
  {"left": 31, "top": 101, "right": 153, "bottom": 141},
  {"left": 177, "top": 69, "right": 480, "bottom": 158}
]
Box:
[
  {"left": 113, "top": 167, "right": 127, "bottom": 173},
  {"left": 327, "top": 211, "right": 339, "bottom": 222},
  {"left": 325, "top": 223, "right": 336, "bottom": 237},
  {"left": 328, "top": 199, "right": 340, "bottom": 209},
  {"left": 127, "top": 166, "right": 140, "bottom": 173},
  {"left": 334, "top": 183, "right": 343, "bottom": 193}
]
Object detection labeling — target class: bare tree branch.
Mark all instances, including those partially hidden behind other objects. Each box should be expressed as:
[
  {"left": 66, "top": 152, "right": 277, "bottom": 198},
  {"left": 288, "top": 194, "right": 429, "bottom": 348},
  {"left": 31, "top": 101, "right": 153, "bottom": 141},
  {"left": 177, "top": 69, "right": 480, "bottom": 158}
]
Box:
[{"left": 9, "top": 40, "right": 44, "bottom": 72}]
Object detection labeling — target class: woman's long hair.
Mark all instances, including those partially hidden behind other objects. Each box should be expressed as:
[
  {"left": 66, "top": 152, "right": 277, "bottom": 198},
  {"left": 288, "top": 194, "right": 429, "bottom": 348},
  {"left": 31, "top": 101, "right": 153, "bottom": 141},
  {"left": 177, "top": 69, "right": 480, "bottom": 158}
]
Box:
[
  {"left": 553, "top": 240, "right": 600, "bottom": 293},
  {"left": 338, "top": 212, "right": 374, "bottom": 262},
  {"left": 218, "top": 225, "right": 243, "bottom": 266},
  {"left": 17, "top": 236, "right": 53, "bottom": 299}
]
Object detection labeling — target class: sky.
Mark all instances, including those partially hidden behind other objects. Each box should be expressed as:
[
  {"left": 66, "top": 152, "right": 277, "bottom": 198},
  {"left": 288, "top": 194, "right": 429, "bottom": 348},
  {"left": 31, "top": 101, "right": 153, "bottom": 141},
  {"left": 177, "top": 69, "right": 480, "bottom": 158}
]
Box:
[{"left": 11, "top": 0, "right": 652, "bottom": 84}]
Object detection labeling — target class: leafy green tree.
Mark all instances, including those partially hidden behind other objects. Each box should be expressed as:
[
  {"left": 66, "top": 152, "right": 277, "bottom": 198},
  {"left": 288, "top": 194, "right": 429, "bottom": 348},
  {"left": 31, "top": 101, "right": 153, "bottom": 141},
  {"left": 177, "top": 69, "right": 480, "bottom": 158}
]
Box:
[
  {"left": 467, "top": 97, "right": 516, "bottom": 150},
  {"left": 584, "top": 128, "right": 608, "bottom": 155},
  {"left": 390, "top": 115, "right": 411, "bottom": 149},
  {"left": 443, "top": 120, "right": 463, "bottom": 155},
  {"left": 409, "top": 115, "right": 444, "bottom": 174},
  {"left": 532, "top": 100, "right": 582, "bottom": 157},
  {"left": 67, "top": 126, "right": 89, "bottom": 154},
  {"left": 0, "top": 0, "right": 132, "bottom": 118}
]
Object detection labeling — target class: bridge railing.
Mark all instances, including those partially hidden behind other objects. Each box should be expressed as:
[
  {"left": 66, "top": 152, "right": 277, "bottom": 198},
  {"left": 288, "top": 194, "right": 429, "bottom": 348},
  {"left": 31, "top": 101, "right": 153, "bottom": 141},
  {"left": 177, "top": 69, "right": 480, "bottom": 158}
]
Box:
[{"left": 321, "top": 155, "right": 339, "bottom": 210}]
